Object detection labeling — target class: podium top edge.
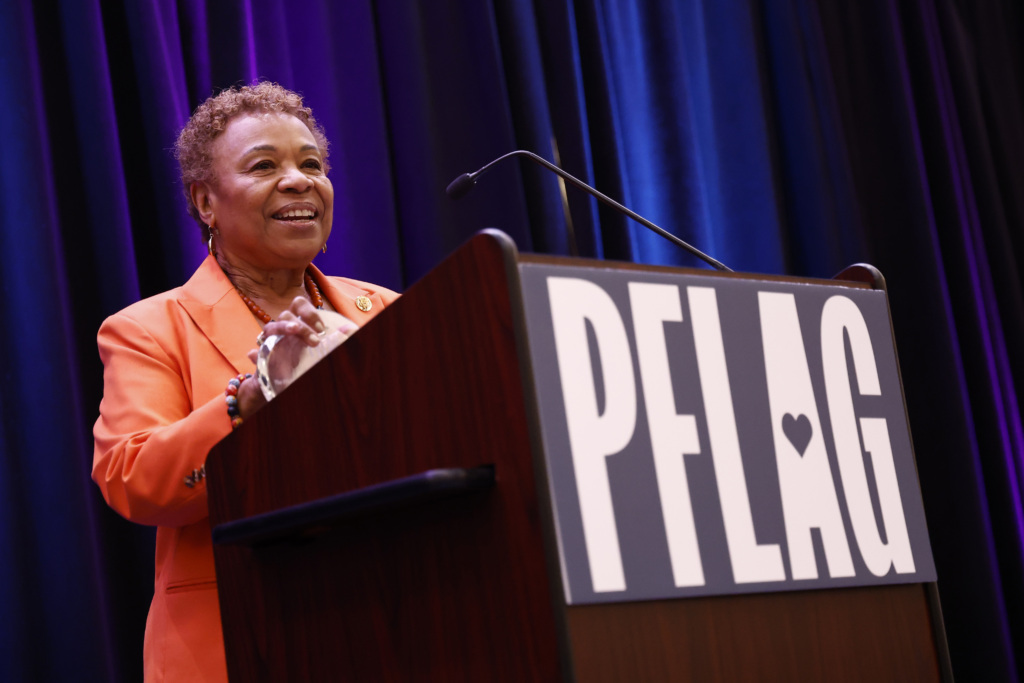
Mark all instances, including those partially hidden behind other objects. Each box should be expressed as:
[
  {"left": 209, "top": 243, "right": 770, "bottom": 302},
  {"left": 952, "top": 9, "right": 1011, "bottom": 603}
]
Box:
[{"left": 515, "top": 252, "right": 877, "bottom": 290}]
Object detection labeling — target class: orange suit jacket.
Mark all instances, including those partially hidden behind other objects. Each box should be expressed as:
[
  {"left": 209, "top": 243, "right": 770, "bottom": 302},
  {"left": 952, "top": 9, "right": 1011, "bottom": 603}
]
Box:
[{"left": 93, "top": 255, "right": 398, "bottom": 682}]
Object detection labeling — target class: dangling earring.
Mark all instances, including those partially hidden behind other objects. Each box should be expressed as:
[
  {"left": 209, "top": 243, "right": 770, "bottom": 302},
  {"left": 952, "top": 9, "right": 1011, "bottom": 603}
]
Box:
[
  {"left": 321, "top": 242, "right": 327, "bottom": 254},
  {"left": 207, "top": 224, "right": 219, "bottom": 257}
]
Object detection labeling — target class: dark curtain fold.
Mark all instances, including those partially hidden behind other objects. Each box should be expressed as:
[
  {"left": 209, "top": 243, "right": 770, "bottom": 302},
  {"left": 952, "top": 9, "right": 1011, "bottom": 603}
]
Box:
[
  {"left": 1, "top": 0, "right": 1021, "bottom": 679},
  {"left": 797, "top": 1, "right": 1024, "bottom": 677}
]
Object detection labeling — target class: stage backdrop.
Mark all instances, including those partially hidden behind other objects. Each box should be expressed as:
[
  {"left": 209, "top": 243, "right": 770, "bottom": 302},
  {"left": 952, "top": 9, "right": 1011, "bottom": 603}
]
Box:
[{"left": 1, "top": 0, "right": 1022, "bottom": 680}]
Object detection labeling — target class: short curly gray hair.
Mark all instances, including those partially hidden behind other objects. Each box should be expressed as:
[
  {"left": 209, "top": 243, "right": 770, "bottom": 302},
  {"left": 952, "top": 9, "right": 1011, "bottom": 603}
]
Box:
[{"left": 175, "top": 82, "right": 330, "bottom": 239}]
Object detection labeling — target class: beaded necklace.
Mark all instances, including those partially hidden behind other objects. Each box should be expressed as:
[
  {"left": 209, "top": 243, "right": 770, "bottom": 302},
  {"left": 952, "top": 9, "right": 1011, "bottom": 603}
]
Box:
[{"left": 236, "top": 269, "right": 324, "bottom": 324}]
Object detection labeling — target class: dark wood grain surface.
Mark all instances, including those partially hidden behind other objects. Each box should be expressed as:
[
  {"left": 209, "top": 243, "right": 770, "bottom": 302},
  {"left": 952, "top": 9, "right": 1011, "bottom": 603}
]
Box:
[{"left": 566, "top": 583, "right": 941, "bottom": 682}]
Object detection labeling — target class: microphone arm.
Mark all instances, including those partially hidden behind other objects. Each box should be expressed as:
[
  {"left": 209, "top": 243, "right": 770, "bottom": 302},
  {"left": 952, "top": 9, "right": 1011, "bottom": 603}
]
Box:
[{"left": 446, "top": 150, "right": 732, "bottom": 272}]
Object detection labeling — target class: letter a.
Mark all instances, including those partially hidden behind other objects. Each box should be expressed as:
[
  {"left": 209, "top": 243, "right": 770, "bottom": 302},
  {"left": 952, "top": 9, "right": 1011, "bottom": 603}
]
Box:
[{"left": 759, "top": 292, "right": 855, "bottom": 580}]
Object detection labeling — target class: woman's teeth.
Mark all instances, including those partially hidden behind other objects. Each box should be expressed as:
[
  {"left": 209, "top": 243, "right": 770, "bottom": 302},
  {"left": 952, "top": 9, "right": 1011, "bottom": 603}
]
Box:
[{"left": 274, "top": 209, "right": 315, "bottom": 220}]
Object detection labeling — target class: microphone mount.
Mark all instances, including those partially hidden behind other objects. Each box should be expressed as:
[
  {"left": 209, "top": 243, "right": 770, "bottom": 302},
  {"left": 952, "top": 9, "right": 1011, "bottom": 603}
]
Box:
[{"left": 446, "top": 150, "right": 732, "bottom": 272}]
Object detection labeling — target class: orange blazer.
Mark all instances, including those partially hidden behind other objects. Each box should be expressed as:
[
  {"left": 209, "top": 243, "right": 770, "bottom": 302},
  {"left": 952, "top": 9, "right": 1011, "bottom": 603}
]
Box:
[{"left": 93, "top": 255, "right": 398, "bottom": 682}]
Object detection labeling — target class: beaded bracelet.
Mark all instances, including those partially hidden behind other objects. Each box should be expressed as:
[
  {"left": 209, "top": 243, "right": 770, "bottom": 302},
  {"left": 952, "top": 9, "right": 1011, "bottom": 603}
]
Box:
[{"left": 225, "top": 373, "right": 253, "bottom": 429}]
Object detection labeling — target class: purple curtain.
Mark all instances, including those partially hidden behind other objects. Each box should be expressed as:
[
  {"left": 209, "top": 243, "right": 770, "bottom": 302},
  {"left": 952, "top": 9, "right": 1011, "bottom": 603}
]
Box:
[{"left": 1, "top": 0, "right": 1021, "bottom": 679}]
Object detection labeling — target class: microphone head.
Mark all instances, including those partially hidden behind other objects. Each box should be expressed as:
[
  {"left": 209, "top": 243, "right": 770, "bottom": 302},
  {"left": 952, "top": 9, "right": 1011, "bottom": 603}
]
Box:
[{"left": 446, "top": 173, "right": 476, "bottom": 199}]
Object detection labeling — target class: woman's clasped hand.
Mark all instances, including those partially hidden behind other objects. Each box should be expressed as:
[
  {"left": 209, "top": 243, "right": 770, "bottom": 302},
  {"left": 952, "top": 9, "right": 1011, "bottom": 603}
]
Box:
[{"left": 249, "top": 295, "right": 360, "bottom": 403}]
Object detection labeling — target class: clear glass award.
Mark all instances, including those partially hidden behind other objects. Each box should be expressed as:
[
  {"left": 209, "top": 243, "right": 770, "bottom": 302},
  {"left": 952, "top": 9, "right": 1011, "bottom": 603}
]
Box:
[{"left": 255, "top": 310, "right": 358, "bottom": 401}]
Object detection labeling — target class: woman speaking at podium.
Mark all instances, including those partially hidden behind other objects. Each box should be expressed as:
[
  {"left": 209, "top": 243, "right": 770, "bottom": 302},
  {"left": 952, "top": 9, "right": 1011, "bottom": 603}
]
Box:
[{"left": 92, "top": 83, "right": 398, "bottom": 682}]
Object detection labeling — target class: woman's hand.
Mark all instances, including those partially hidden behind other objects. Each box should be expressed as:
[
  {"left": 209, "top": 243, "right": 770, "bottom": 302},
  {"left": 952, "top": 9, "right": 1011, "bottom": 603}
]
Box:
[
  {"left": 236, "top": 372, "right": 267, "bottom": 420},
  {"left": 263, "top": 295, "right": 327, "bottom": 346},
  {"left": 237, "top": 296, "right": 326, "bottom": 419}
]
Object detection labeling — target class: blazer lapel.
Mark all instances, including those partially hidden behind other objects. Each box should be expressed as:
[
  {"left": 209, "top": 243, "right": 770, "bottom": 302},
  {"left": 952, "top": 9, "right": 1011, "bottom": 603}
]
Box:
[
  {"left": 178, "top": 255, "right": 263, "bottom": 375},
  {"left": 309, "top": 263, "right": 389, "bottom": 325}
]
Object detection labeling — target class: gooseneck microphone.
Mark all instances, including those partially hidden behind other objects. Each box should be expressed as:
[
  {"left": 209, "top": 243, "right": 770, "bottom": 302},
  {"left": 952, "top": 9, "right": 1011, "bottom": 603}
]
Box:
[{"left": 446, "top": 150, "right": 732, "bottom": 272}]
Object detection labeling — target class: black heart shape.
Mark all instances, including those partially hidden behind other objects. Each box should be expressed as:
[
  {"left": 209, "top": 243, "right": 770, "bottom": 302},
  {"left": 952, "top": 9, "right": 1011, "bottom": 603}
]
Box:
[{"left": 782, "top": 413, "right": 813, "bottom": 456}]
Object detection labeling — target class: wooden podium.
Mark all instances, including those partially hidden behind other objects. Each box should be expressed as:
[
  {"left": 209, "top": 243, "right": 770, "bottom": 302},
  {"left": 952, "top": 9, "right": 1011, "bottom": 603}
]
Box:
[{"left": 206, "top": 230, "right": 952, "bottom": 682}]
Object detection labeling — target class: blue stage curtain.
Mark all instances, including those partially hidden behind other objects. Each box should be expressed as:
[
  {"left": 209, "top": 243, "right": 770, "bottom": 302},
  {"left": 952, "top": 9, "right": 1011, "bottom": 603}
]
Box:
[{"left": 0, "top": 0, "right": 1020, "bottom": 679}]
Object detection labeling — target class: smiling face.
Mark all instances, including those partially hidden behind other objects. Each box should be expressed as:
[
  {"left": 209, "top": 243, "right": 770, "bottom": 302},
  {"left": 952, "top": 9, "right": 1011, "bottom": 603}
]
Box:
[{"left": 192, "top": 112, "right": 333, "bottom": 271}]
